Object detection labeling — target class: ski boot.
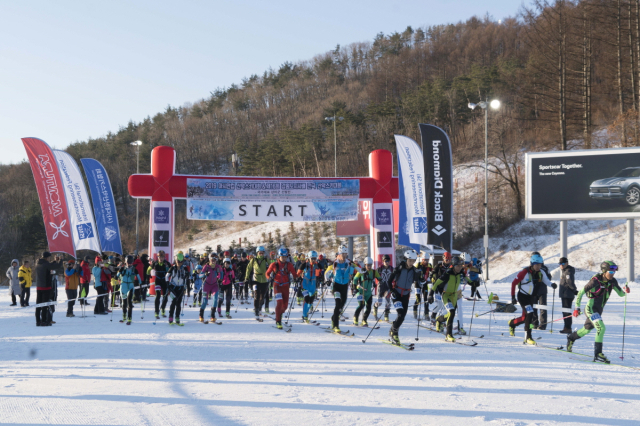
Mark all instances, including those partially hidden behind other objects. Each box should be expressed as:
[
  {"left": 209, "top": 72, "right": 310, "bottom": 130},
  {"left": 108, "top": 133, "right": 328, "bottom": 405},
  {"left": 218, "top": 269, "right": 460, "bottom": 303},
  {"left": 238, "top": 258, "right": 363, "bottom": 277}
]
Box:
[
  {"left": 297, "top": 297, "right": 302, "bottom": 306},
  {"left": 445, "top": 334, "right": 456, "bottom": 342},
  {"left": 276, "top": 321, "right": 283, "bottom": 330},
  {"left": 524, "top": 337, "right": 537, "bottom": 345},
  {"left": 218, "top": 310, "right": 223, "bottom": 318},
  {"left": 161, "top": 309, "right": 166, "bottom": 318},
  {"left": 332, "top": 321, "right": 341, "bottom": 333},
  {"left": 361, "top": 320, "right": 368, "bottom": 327},
  {"left": 559, "top": 327, "right": 572, "bottom": 334},
  {"left": 176, "top": 316, "right": 181, "bottom": 325},
  {"left": 458, "top": 327, "right": 467, "bottom": 336},
  {"left": 155, "top": 313, "right": 160, "bottom": 320},
  {"left": 373, "top": 306, "right": 378, "bottom": 318},
  {"left": 126, "top": 317, "right": 132, "bottom": 325},
  {"left": 384, "top": 314, "right": 389, "bottom": 322},
  {"left": 594, "top": 342, "right": 610, "bottom": 364},
  {"left": 226, "top": 312, "right": 232, "bottom": 319},
  {"left": 265, "top": 307, "right": 270, "bottom": 314},
  {"left": 435, "top": 320, "right": 442, "bottom": 333},
  {"left": 508, "top": 319, "right": 515, "bottom": 337},
  {"left": 352, "top": 316, "right": 358, "bottom": 325},
  {"left": 199, "top": 316, "right": 204, "bottom": 322},
  {"left": 302, "top": 316, "right": 309, "bottom": 323},
  {"left": 169, "top": 317, "right": 174, "bottom": 324},
  {"left": 119, "top": 315, "right": 126, "bottom": 323},
  {"left": 566, "top": 334, "right": 575, "bottom": 352},
  {"left": 210, "top": 317, "right": 216, "bottom": 323},
  {"left": 389, "top": 328, "right": 400, "bottom": 345}
]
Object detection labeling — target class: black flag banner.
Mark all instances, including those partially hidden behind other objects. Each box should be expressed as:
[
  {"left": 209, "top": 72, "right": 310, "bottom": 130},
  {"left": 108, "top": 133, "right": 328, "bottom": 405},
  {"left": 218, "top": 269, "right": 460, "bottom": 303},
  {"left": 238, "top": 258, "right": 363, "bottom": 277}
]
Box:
[{"left": 419, "top": 124, "right": 453, "bottom": 252}]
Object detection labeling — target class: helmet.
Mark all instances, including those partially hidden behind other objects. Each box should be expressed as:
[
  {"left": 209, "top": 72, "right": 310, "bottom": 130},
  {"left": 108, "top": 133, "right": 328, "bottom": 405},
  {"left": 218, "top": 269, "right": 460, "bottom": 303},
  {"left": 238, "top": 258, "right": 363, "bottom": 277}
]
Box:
[
  {"left": 196, "top": 264, "right": 203, "bottom": 270},
  {"left": 338, "top": 245, "right": 348, "bottom": 254},
  {"left": 278, "top": 248, "right": 288, "bottom": 257},
  {"left": 443, "top": 252, "right": 452, "bottom": 262},
  {"left": 463, "top": 252, "right": 471, "bottom": 263},
  {"left": 318, "top": 254, "right": 324, "bottom": 260},
  {"left": 559, "top": 257, "right": 568, "bottom": 264},
  {"left": 223, "top": 258, "right": 231, "bottom": 263},
  {"left": 223, "top": 251, "right": 230, "bottom": 257},
  {"left": 269, "top": 251, "right": 275, "bottom": 256},
  {"left": 126, "top": 255, "right": 134, "bottom": 264},
  {"left": 404, "top": 250, "right": 418, "bottom": 260},
  {"left": 364, "top": 257, "right": 374, "bottom": 265},
  {"left": 383, "top": 255, "right": 391, "bottom": 262},
  {"left": 600, "top": 260, "right": 618, "bottom": 272},
  {"left": 530, "top": 254, "right": 544, "bottom": 265},
  {"left": 298, "top": 252, "right": 306, "bottom": 258},
  {"left": 472, "top": 257, "right": 478, "bottom": 264},
  {"left": 67, "top": 259, "right": 75, "bottom": 264},
  {"left": 241, "top": 252, "right": 247, "bottom": 258},
  {"left": 308, "top": 250, "right": 318, "bottom": 259},
  {"left": 257, "top": 246, "right": 266, "bottom": 253},
  {"left": 185, "top": 253, "right": 190, "bottom": 258},
  {"left": 84, "top": 255, "right": 91, "bottom": 261},
  {"left": 451, "top": 256, "right": 464, "bottom": 266}
]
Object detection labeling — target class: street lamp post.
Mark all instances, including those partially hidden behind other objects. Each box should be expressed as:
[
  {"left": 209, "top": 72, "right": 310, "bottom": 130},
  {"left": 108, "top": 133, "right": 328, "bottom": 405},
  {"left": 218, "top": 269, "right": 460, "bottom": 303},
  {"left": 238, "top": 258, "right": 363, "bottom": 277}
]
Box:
[
  {"left": 468, "top": 99, "right": 500, "bottom": 280},
  {"left": 325, "top": 115, "right": 344, "bottom": 177},
  {"left": 131, "top": 140, "right": 143, "bottom": 255}
]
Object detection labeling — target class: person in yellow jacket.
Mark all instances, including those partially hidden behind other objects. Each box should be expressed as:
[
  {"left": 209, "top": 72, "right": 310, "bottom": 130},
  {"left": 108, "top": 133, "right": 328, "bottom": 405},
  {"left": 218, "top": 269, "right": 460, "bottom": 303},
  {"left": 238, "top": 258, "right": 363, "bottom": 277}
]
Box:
[
  {"left": 428, "top": 256, "right": 468, "bottom": 342},
  {"left": 247, "top": 246, "right": 270, "bottom": 316},
  {"left": 18, "top": 260, "right": 32, "bottom": 307}
]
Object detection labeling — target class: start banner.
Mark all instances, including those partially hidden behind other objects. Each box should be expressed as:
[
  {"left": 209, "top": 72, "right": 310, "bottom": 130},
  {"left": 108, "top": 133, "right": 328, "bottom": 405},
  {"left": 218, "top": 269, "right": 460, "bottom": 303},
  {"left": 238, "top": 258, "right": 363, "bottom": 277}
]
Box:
[{"left": 186, "top": 178, "right": 359, "bottom": 222}]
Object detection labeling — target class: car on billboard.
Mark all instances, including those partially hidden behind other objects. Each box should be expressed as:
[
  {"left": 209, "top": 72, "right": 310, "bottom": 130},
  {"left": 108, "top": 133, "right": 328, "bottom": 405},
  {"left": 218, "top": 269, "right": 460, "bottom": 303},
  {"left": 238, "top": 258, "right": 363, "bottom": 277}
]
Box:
[{"left": 589, "top": 167, "right": 640, "bottom": 206}]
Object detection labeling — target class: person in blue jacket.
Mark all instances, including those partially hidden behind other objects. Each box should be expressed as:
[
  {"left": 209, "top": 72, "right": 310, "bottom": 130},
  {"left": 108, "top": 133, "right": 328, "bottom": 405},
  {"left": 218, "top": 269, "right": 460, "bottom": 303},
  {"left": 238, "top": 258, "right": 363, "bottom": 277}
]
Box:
[
  {"left": 467, "top": 257, "right": 483, "bottom": 300},
  {"left": 117, "top": 256, "right": 141, "bottom": 325}
]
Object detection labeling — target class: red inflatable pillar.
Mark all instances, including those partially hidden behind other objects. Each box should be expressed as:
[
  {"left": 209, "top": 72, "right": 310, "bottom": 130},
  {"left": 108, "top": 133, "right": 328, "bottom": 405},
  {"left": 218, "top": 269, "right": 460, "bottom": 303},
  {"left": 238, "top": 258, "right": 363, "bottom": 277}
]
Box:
[{"left": 368, "top": 149, "right": 395, "bottom": 267}]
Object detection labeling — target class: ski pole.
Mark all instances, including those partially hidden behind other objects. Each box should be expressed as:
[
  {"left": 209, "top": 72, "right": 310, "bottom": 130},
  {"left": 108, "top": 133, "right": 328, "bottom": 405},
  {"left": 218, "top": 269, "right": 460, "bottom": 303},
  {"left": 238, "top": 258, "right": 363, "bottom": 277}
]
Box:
[
  {"left": 621, "top": 292, "right": 627, "bottom": 361},
  {"left": 475, "top": 303, "right": 515, "bottom": 318},
  {"left": 415, "top": 295, "right": 421, "bottom": 342},
  {"left": 550, "top": 287, "right": 555, "bottom": 333},
  {"left": 141, "top": 285, "right": 146, "bottom": 319},
  {"left": 284, "top": 284, "right": 297, "bottom": 325},
  {"left": 362, "top": 311, "right": 383, "bottom": 344},
  {"left": 538, "top": 314, "right": 573, "bottom": 328},
  {"left": 308, "top": 285, "right": 328, "bottom": 321},
  {"left": 467, "top": 296, "right": 477, "bottom": 340},
  {"left": 235, "top": 282, "right": 240, "bottom": 314}
]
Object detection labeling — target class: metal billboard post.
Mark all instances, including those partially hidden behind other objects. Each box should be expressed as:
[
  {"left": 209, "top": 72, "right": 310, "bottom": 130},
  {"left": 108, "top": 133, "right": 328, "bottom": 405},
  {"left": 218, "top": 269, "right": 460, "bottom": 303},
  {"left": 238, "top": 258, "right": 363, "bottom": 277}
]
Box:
[
  {"left": 560, "top": 220, "right": 568, "bottom": 259},
  {"left": 628, "top": 219, "right": 635, "bottom": 283}
]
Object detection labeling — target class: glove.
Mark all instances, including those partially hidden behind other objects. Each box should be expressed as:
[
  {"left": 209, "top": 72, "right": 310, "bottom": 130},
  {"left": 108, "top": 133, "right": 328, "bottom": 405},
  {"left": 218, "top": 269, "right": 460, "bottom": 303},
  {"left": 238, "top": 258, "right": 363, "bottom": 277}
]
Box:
[
  {"left": 551, "top": 283, "right": 557, "bottom": 290},
  {"left": 427, "top": 292, "right": 434, "bottom": 304},
  {"left": 624, "top": 285, "right": 631, "bottom": 293},
  {"left": 573, "top": 308, "right": 580, "bottom": 317},
  {"left": 573, "top": 290, "right": 578, "bottom": 296},
  {"left": 511, "top": 295, "right": 517, "bottom": 305}
]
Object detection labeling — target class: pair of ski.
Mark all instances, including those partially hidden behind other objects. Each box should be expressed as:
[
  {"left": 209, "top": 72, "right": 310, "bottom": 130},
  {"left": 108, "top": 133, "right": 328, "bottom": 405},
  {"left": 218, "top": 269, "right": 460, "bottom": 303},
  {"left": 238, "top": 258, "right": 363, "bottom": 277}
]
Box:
[
  {"left": 322, "top": 327, "right": 355, "bottom": 337},
  {"left": 202, "top": 319, "right": 222, "bottom": 325},
  {"left": 379, "top": 339, "right": 415, "bottom": 350},
  {"left": 272, "top": 325, "right": 292, "bottom": 332},
  {"left": 300, "top": 320, "right": 320, "bottom": 326},
  {"left": 536, "top": 344, "right": 640, "bottom": 370}
]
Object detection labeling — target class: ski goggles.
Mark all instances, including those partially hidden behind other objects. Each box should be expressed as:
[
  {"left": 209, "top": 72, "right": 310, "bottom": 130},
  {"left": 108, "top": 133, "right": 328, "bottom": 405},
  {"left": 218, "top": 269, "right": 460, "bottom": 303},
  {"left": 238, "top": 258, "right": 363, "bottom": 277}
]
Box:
[{"left": 608, "top": 265, "right": 619, "bottom": 272}]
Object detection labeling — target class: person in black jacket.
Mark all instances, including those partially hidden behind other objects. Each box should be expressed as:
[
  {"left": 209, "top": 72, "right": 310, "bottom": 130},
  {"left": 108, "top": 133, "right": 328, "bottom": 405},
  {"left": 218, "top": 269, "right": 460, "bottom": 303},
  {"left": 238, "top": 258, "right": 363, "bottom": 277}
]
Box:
[
  {"left": 558, "top": 257, "right": 577, "bottom": 334},
  {"left": 388, "top": 250, "right": 420, "bottom": 345},
  {"left": 34, "top": 252, "right": 63, "bottom": 326},
  {"left": 531, "top": 251, "right": 552, "bottom": 330}
]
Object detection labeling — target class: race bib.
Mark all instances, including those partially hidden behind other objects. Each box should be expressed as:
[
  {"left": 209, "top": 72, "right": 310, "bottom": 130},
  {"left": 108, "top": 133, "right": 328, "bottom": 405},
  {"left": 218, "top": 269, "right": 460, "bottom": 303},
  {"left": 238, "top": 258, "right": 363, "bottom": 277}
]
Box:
[
  {"left": 356, "top": 295, "right": 364, "bottom": 302},
  {"left": 445, "top": 302, "right": 454, "bottom": 311},
  {"left": 334, "top": 292, "right": 341, "bottom": 300},
  {"left": 275, "top": 293, "right": 283, "bottom": 300},
  {"left": 393, "top": 301, "right": 403, "bottom": 310},
  {"left": 590, "top": 312, "right": 602, "bottom": 322},
  {"left": 525, "top": 305, "right": 534, "bottom": 314},
  {"left": 414, "top": 287, "right": 421, "bottom": 295},
  {"left": 302, "top": 290, "right": 309, "bottom": 297},
  {"left": 239, "top": 282, "right": 244, "bottom": 286},
  {"left": 435, "top": 294, "right": 442, "bottom": 302}
]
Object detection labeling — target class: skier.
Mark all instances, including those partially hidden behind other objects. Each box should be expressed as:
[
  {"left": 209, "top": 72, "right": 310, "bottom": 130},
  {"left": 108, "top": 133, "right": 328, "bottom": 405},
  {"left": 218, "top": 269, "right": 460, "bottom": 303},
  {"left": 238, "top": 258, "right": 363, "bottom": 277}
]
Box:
[
  {"left": 467, "top": 257, "right": 483, "bottom": 300},
  {"left": 430, "top": 252, "right": 452, "bottom": 321},
  {"left": 117, "top": 256, "right": 141, "bottom": 325},
  {"left": 531, "top": 251, "right": 552, "bottom": 330},
  {"left": 429, "top": 256, "right": 470, "bottom": 341},
  {"left": 294, "top": 252, "right": 306, "bottom": 305},
  {"left": 166, "top": 252, "right": 190, "bottom": 324},
  {"left": 200, "top": 254, "right": 223, "bottom": 322},
  {"left": 297, "top": 250, "right": 320, "bottom": 323},
  {"left": 217, "top": 258, "right": 236, "bottom": 318},
  {"left": 558, "top": 257, "right": 577, "bottom": 334},
  {"left": 413, "top": 255, "right": 431, "bottom": 318},
  {"left": 508, "top": 253, "right": 557, "bottom": 344},
  {"left": 566, "top": 261, "right": 630, "bottom": 363},
  {"left": 352, "top": 257, "right": 380, "bottom": 326},
  {"left": 151, "top": 251, "right": 171, "bottom": 319},
  {"left": 236, "top": 252, "right": 250, "bottom": 303},
  {"left": 191, "top": 264, "right": 204, "bottom": 307},
  {"left": 325, "top": 245, "right": 355, "bottom": 332},
  {"left": 266, "top": 248, "right": 297, "bottom": 329},
  {"left": 388, "top": 250, "right": 420, "bottom": 344},
  {"left": 374, "top": 255, "right": 394, "bottom": 321},
  {"left": 247, "top": 246, "right": 269, "bottom": 318}
]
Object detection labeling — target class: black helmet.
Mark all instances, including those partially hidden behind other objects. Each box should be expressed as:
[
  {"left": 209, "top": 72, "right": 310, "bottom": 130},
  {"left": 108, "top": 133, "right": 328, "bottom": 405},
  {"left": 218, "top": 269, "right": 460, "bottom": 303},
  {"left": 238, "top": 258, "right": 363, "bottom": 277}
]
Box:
[
  {"left": 241, "top": 252, "right": 247, "bottom": 258},
  {"left": 559, "top": 257, "right": 568, "bottom": 264},
  {"left": 451, "top": 256, "right": 464, "bottom": 266},
  {"left": 600, "top": 260, "right": 618, "bottom": 273},
  {"left": 84, "top": 255, "right": 91, "bottom": 261},
  {"left": 383, "top": 255, "right": 391, "bottom": 261},
  {"left": 126, "top": 255, "right": 134, "bottom": 264}
]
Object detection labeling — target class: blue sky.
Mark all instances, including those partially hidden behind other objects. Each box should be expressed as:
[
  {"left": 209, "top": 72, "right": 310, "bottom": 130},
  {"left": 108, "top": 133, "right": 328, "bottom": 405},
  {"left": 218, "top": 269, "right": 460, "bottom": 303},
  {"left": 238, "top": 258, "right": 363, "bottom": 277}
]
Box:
[{"left": 0, "top": 0, "right": 527, "bottom": 165}]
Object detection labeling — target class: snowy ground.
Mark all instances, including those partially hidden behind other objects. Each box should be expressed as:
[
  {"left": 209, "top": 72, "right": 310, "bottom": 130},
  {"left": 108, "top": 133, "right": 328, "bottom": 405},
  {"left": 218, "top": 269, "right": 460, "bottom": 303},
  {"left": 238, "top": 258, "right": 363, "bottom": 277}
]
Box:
[{"left": 1, "top": 278, "right": 639, "bottom": 425}]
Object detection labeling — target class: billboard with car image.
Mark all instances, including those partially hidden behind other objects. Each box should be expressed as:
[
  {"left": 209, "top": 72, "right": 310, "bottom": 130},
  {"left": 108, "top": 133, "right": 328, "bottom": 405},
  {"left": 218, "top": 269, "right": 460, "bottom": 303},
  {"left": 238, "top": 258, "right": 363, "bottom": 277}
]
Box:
[{"left": 526, "top": 147, "right": 640, "bottom": 220}]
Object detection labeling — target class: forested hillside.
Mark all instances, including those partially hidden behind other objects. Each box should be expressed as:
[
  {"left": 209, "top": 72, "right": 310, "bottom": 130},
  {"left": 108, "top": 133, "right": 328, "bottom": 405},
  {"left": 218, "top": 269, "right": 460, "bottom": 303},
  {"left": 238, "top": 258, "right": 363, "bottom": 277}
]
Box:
[{"left": 1, "top": 0, "right": 638, "bottom": 267}]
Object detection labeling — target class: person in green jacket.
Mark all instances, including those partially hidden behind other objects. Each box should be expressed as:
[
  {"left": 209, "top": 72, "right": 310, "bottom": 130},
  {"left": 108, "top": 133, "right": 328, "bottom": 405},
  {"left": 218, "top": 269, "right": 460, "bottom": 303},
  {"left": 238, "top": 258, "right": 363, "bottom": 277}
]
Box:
[
  {"left": 247, "top": 246, "right": 270, "bottom": 317},
  {"left": 429, "top": 256, "right": 467, "bottom": 342},
  {"left": 567, "top": 260, "right": 630, "bottom": 363},
  {"left": 352, "top": 257, "right": 380, "bottom": 327}
]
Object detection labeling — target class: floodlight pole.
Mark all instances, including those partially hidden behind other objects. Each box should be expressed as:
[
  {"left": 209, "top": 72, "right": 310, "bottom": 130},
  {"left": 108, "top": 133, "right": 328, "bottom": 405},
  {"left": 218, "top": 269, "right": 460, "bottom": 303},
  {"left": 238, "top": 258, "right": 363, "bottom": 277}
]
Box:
[{"left": 484, "top": 101, "right": 489, "bottom": 281}]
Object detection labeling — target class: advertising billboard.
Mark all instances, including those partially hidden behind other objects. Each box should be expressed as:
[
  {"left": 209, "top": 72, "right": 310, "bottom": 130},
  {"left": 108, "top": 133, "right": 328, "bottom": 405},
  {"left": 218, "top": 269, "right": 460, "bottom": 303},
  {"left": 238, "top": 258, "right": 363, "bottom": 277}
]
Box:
[
  {"left": 526, "top": 147, "right": 640, "bottom": 220},
  {"left": 336, "top": 199, "right": 399, "bottom": 237}
]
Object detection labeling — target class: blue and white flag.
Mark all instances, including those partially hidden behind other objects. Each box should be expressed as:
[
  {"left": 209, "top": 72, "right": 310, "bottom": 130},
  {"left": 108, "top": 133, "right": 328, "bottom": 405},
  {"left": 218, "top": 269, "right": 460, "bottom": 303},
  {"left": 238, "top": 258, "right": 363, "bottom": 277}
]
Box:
[
  {"left": 394, "top": 135, "right": 428, "bottom": 248},
  {"left": 80, "top": 158, "right": 123, "bottom": 254},
  {"left": 54, "top": 151, "right": 102, "bottom": 253}
]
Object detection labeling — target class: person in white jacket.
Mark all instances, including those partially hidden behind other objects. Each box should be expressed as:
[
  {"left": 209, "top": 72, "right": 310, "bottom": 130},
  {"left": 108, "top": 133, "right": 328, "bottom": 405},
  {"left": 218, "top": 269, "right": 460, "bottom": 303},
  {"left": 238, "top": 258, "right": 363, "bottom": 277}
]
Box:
[{"left": 6, "top": 259, "right": 21, "bottom": 306}]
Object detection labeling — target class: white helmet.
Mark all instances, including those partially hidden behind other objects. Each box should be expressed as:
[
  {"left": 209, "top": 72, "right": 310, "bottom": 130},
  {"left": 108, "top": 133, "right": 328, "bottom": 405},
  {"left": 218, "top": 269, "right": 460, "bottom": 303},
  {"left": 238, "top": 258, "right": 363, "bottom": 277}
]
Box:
[
  {"left": 223, "top": 258, "right": 231, "bottom": 263},
  {"left": 404, "top": 250, "right": 418, "bottom": 260},
  {"left": 338, "top": 245, "right": 348, "bottom": 254},
  {"left": 364, "top": 257, "right": 374, "bottom": 265},
  {"left": 463, "top": 252, "right": 471, "bottom": 263}
]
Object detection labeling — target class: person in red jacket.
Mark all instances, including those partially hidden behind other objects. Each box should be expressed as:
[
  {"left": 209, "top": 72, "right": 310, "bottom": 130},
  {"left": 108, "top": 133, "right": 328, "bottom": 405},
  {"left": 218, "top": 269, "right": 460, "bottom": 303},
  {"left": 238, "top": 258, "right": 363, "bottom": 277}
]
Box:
[
  {"left": 266, "top": 248, "right": 297, "bottom": 329},
  {"left": 79, "top": 256, "right": 92, "bottom": 306}
]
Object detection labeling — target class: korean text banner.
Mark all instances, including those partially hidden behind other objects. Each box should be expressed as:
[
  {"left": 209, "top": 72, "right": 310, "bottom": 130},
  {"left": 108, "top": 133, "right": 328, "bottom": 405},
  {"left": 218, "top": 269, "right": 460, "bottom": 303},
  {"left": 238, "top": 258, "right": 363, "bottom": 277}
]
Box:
[
  {"left": 420, "top": 124, "right": 453, "bottom": 252},
  {"left": 526, "top": 147, "right": 640, "bottom": 220},
  {"left": 81, "top": 158, "right": 123, "bottom": 254},
  {"left": 21, "top": 137, "right": 75, "bottom": 256},
  {"left": 54, "top": 151, "right": 102, "bottom": 253},
  {"left": 186, "top": 178, "right": 359, "bottom": 222},
  {"left": 395, "top": 134, "right": 427, "bottom": 249}
]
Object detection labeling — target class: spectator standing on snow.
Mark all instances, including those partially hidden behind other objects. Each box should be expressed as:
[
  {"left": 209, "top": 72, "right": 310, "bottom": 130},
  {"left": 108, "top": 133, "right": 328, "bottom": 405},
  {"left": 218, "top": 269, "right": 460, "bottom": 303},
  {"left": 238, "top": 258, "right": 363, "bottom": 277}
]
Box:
[
  {"left": 65, "top": 259, "right": 83, "bottom": 317},
  {"left": 18, "top": 260, "right": 32, "bottom": 307},
  {"left": 79, "top": 256, "right": 92, "bottom": 307},
  {"left": 558, "top": 257, "right": 577, "bottom": 334},
  {"left": 35, "top": 252, "right": 63, "bottom": 326},
  {"left": 6, "top": 259, "right": 21, "bottom": 306}
]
